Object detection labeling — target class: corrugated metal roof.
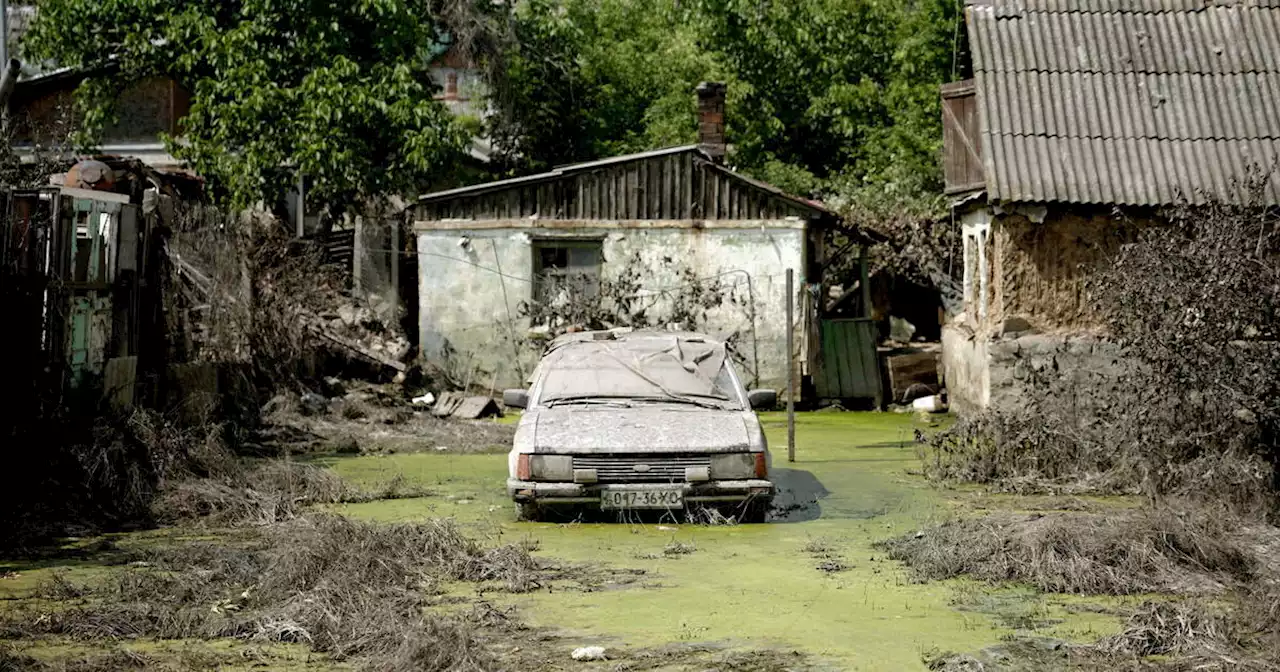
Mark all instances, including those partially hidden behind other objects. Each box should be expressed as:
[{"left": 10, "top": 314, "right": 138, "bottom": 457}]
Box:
[{"left": 969, "top": 0, "right": 1280, "bottom": 205}]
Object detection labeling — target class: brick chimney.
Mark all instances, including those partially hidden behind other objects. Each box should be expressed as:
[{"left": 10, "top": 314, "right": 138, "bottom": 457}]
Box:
[{"left": 696, "top": 82, "right": 727, "bottom": 163}]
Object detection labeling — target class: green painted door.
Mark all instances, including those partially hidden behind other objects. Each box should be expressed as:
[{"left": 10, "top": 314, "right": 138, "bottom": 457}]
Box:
[{"left": 815, "top": 318, "right": 881, "bottom": 403}]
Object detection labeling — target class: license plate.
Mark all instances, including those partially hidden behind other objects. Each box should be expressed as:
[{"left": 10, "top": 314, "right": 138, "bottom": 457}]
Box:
[{"left": 600, "top": 487, "right": 684, "bottom": 510}]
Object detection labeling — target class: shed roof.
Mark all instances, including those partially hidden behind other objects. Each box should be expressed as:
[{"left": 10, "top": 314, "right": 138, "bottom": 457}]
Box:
[
  {"left": 416, "top": 145, "right": 834, "bottom": 218},
  {"left": 968, "top": 0, "right": 1280, "bottom": 205}
]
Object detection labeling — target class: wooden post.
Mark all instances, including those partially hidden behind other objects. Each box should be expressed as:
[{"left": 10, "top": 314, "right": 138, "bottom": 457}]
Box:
[{"left": 786, "top": 268, "right": 796, "bottom": 463}]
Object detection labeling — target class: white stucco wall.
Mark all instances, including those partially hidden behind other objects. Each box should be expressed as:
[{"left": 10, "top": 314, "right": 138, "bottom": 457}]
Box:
[{"left": 416, "top": 221, "right": 808, "bottom": 391}]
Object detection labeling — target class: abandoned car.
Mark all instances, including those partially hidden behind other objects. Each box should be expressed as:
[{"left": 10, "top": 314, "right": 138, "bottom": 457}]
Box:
[{"left": 503, "top": 330, "right": 777, "bottom": 522}]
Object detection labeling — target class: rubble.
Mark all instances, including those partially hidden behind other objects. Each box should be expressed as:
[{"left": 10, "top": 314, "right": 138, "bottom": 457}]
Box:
[{"left": 313, "top": 296, "right": 412, "bottom": 373}]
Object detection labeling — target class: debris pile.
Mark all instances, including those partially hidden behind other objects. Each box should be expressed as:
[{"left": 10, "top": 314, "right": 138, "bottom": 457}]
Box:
[{"left": 314, "top": 297, "right": 412, "bottom": 373}]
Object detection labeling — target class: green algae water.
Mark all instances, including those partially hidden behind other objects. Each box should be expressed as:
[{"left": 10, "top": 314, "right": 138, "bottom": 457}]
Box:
[{"left": 324, "top": 412, "right": 1124, "bottom": 670}]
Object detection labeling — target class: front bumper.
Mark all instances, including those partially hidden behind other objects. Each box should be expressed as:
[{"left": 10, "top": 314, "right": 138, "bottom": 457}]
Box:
[{"left": 507, "top": 479, "right": 775, "bottom": 505}]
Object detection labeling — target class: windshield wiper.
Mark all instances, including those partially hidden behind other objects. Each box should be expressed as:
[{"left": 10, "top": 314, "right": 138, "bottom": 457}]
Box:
[
  {"left": 628, "top": 395, "right": 730, "bottom": 410},
  {"left": 543, "top": 397, "right": 633, "bottom": 408}
]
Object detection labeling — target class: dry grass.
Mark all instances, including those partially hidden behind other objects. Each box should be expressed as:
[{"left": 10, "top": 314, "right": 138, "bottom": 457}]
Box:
[
  {"left": 152, "top": 459, "right": 431, "bottom": 526},
  {"left": 2, "top": 514, "right": 541, "bottom": 671},
  {"left": 877, "top": 507, "right": 1256, "bottom": 595}
]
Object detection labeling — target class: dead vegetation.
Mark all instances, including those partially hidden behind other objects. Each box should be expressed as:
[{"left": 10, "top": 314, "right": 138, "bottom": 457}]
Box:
[
  {"left": 261, "top": 387, "right": 516, "bottom": 456},
  {"left": 151, "top": 459, "right": 431, "bottom": 526},
  {"left": 2, "top": 514, "right": 541, "bottom": 671},
  {"left": 878, "top": 507, "right": 1258, "bottom": 595}
]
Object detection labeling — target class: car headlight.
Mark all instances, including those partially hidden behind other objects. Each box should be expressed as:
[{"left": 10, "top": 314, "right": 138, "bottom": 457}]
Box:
[
  {"left": 710, "top": 453, "right": 756, "bottom": 479},
  {"left": 530, "top": 455, "right": 573, "bottom": 481}
]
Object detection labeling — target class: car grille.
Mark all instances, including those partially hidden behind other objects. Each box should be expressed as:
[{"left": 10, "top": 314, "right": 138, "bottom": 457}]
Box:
[{"left": 573, "top": 455, "right": 711, "bottom": 483}]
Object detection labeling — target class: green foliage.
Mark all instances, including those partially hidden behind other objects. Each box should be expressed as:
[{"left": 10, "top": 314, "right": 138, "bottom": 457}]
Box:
[
  {"left": 493, "top": 0, "right": 964, "bottom": 212},
  {"left": 698, "top": 0, "right": 966, "bottom": 203},
  {"left": 489, "top": 0, "right": 723, "bottom": 173},
  {"left": 25, "top": 0, "right": 477, "bottom": 214}
]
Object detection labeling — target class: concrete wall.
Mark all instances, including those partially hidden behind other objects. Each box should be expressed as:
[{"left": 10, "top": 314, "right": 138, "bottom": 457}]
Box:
[
  {"left": 941, "top": 323, "right": 989, "bottom": 414},
  {"left": 416, "top": 221, "right": 807, "bottom": 391}
]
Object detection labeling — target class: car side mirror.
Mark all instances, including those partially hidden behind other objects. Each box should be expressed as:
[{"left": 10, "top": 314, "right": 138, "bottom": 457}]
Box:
[
  {"left": 747, "top": 389, "right": 777, "bottom": 410},
  {"left": 502, "top": 389, "right": 529, "bottom": 409}
]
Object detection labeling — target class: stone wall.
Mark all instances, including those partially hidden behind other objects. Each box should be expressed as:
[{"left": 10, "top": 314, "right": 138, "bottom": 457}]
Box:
[
  {"left": 985, "top": 333, "right": 1128, "bottom": 412},
  {"left": 943, "top": 326, "right": 1129, "bottom": 414}
]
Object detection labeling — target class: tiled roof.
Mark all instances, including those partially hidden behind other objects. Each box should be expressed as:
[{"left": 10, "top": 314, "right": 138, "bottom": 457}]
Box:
[{"left": 968, "top": 0, "right": 1280, "bottom": 204}]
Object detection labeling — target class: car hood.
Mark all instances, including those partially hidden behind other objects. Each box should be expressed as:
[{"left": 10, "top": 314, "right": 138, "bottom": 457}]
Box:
[{"left": 524, "top": 408, "right": 756, "bottom": 454}]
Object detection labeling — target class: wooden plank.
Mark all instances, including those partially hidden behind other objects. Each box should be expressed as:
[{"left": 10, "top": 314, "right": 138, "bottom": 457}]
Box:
[
  {"left": 855, "top": 321, "right": 879, "bottom": 399},
  {"left": 695, "top": 160, "right": 705, "bottom": 218},
  {"left": 103, "top": 355, "right": 137, "bottom": 412},
  {"left": 681, "top": 154, "right": 693, "bottom": 218},
  {"left": 649, "top": 158, "right": 660, "bottom": 219},
  {"left": 670, "top": 155, "right": 680, "bottom": 218},
  {"left": 718, "top": 176, "right": 729, "bottom": 219},
  {"left": 576, "top": 176, "right": 584, "bottom": 218},
  {"left": 816, "top": 323, "right": 835, "bottom": 398}
]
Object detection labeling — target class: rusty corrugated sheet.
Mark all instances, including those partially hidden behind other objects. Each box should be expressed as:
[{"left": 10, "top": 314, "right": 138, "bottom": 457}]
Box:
[{"left": 969, "top": 0, "right": 1280, "bottom": 205}]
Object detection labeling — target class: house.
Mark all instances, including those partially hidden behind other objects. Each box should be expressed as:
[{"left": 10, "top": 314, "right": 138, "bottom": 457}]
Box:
[
  {"left": 9, "top": 65, "right": 191, "bottom": 170},
  {"left": 939, "top": 0, "right": 1280, "bottom": 413},
  {"left": 411, "top": 83, "right": 882, "bottom": 399}
]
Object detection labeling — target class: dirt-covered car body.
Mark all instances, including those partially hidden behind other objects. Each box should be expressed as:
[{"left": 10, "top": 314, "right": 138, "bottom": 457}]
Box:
[{"left": 504, "top": 330, "right": 776, "bottom": 522}]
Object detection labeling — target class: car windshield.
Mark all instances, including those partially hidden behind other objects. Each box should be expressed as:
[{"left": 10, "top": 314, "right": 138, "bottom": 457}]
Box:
[{"left": 537, "top": 336, "right": 744, "bottom": 410}]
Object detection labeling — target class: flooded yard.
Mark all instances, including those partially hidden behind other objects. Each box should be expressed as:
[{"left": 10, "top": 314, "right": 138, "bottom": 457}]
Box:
[
  {"left": 0, "top": 412, "right": 1140, "bottom": 670},
  {"left": 318, "top": 412, "right": 1126, "bottom": 669}
]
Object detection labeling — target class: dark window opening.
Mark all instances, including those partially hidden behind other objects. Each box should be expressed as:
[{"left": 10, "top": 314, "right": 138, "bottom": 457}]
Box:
[{"left": 532, "top": 240, "right": 603, "bottom": 304}]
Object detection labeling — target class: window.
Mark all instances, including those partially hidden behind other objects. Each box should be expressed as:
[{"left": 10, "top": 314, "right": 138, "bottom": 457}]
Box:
[{"left": 532, "top": 240, "right": 603, "bottom": 304}]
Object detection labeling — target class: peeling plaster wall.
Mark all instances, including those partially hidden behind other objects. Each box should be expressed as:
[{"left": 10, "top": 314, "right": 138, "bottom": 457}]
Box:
[
  {"left": 995, "top": 208, "right": 1139, "bottom": 333},
  {"left": 945, "top": 203, "right": 1150, "bottom": 413},
  {"left": 416, "top": 222, "right": 807, "bottom": 391},
  {"left": 941, "top": 323, "right": 989, "bottom": 414}
]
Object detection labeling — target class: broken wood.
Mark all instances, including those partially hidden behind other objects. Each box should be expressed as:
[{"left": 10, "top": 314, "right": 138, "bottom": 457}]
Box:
[
  {"left": 310, "top": 321, "right": 408, "bottom": 372},
  {"left": 432, "top": 391, "right": 502, "bottom": 419},
  {"left": 883, "top": 348, "right": 940, "bottom": 403},
  {"left": 452, "top": 396, "right": 502, "bottom": 419}
]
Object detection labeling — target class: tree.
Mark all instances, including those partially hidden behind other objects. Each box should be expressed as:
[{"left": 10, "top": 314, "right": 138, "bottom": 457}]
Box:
[
  {"left": 486, "top": 0, "right": 722, "bottom": 173},
  {"left": 24, "top": 0, "right": 497, "bottom": 215},
  {"left": 697, "top": 0, "right": 967, "bottom": 202}
]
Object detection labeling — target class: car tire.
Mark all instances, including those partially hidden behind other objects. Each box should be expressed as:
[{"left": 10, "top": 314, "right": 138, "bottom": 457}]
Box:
[
  {"left": 737, "top": 499, "right": 769, "bottom": 524},
  {"left": 515, "top": 501, "right": 542, "bottom": 522}
]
